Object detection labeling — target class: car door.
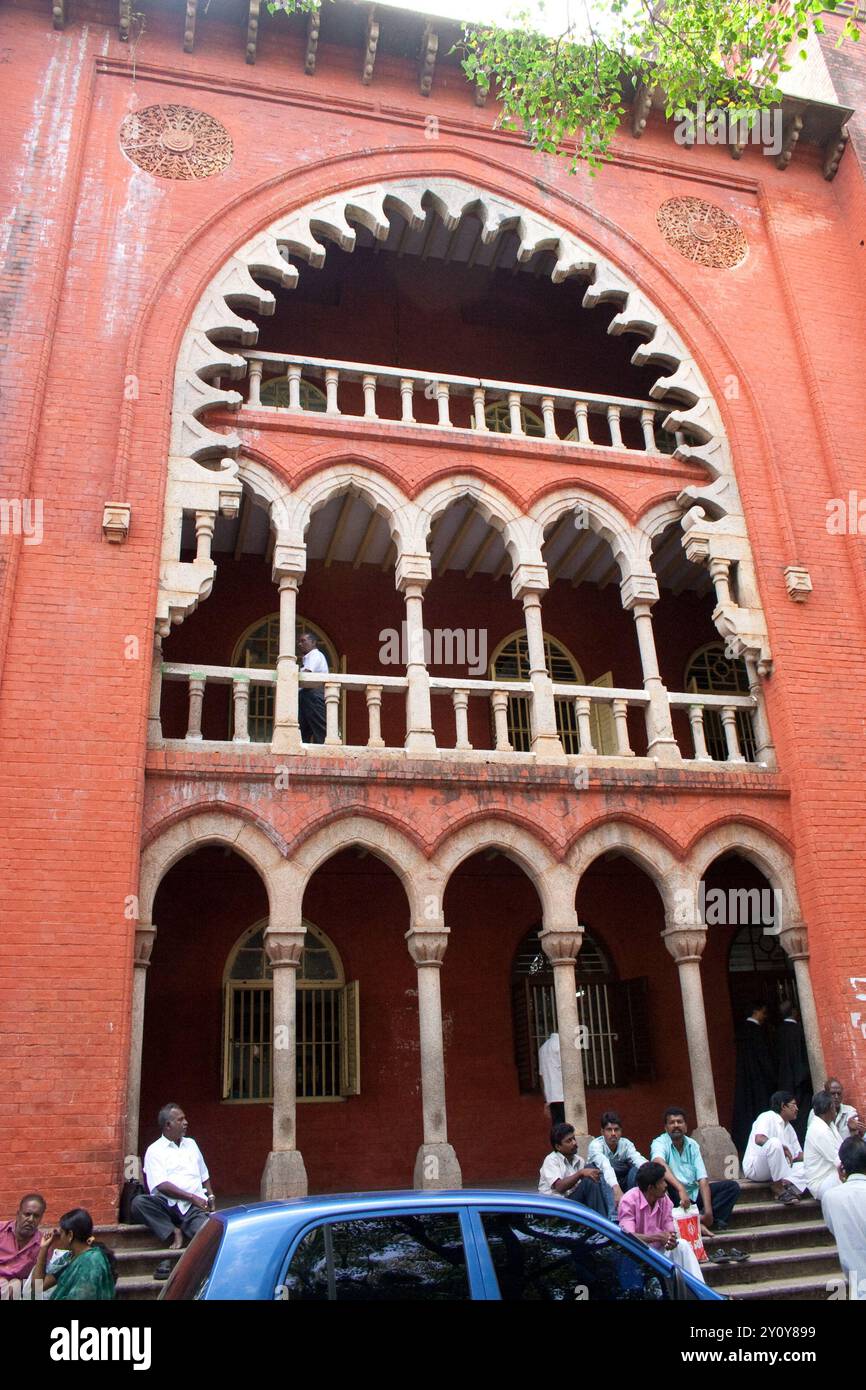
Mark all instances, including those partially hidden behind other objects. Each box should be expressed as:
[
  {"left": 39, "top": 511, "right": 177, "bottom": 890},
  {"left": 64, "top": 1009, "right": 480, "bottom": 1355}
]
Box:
[
  {"left": 467, "top": 1204, "right": 678, "bottom": 1302},
  {"left": 276, "top": 1206, "right": 486, "bottom": 1301}
]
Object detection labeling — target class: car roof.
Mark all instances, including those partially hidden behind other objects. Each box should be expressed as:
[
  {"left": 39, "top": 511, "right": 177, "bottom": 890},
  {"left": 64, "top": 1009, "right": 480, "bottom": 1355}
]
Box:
[{"left": 215, "top": 1188, "right": 581, "bottom": 1225}]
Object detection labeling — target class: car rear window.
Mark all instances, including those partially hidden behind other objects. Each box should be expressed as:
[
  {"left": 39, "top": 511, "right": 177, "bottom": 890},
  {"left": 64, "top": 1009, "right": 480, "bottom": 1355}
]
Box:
[
  {"left": 479, "top": 1211, "right": 671, "bottom": 1302},
  {"left": 160, "top": 1218, "right": 223, "bottom": 1300}
]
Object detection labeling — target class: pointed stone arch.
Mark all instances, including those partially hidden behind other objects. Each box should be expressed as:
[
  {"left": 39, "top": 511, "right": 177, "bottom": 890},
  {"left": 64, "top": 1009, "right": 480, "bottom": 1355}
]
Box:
[
  {"left": 566, "top": 819, "right": 682, "bottom": 918},
  {"left": 290, "top": 813, "right": 430, "bottom": 921},
  {"left": 433, "top": 817, "right": 561, "bottom": 921},
  {"left": 685, "top": 821, "right": 802, "bottom": 931}
]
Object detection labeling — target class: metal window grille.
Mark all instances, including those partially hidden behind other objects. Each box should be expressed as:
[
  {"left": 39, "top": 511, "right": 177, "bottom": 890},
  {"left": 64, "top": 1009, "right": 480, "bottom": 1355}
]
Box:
[{"left": 685, "top": 644, "right": 757, "bottom": 762}]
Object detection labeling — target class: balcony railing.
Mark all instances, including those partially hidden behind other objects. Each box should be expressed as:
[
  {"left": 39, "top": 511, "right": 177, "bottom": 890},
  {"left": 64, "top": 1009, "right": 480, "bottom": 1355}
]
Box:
[
  {"left": 158, "top": 664, "right": 760, "bottom": 765},
  {"left": 235, "top": 351, "right": 685, "bottom": 454}
]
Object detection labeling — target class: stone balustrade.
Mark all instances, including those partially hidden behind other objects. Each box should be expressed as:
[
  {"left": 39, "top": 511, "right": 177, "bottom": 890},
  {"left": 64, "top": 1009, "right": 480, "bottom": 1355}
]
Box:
[
  {"left": 238, "top": 350, "right": 682, "bottom": 453},
  {"left": 158, "top": 663, "right": 760, "bottom": 765}
]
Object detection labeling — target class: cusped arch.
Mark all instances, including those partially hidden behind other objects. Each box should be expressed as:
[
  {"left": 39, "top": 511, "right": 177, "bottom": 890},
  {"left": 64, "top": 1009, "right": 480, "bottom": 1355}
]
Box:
[
  {"left": 432, "top": 817, "right": 562, "bottom": 921},
  {"left": 414, "top": 474, "right": 533, "bottom": 568},
  {"left": 287, "top": 463, "right": 416, "bottom": 556},
  {"left": 685, "top": 822, "right": 802, "bottom": 929},
  {"left": 290, "top": 813, "right": 430, "bottom": 920},
  {"left": 531, "top": 488, "right": 640, "bottom": 583},
  {"left": 566, "top": 820, "right": 682, "bottom": 918},
  {"left": 140, "top": 810, "right": 298, "bottom": 929}
]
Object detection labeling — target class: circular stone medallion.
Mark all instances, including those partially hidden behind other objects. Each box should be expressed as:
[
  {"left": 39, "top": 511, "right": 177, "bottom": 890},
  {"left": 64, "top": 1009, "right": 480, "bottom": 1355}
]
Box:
[
  {"left": 119, "top": 103, "right": 233, "bottom": 180},
  {"left": 657, "top": 197, "right": 748, "bottom": 269}
]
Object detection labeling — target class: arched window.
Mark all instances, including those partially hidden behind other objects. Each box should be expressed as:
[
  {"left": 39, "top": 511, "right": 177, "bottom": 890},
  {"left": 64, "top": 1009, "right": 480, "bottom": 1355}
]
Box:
[
  {"left": 482, "top": 400, "right": 545, "bottom": 437},
  {"left": 727, "top": 923, "right": 798, "bottom": 1027},
  {"left": 222, "top": 921, "right": 359, "bottom": 1102},
  {"left": 490, "top": 631, "right": 616, "bottom": 754},
  {"left": 232, "top": 615, "right": 340, "bottom": 742},
  {"left": 260, "top": 377, "right": 327, "bottom": 411},
  {"left": 684, "top": 643, "right": 757, "bottom": 762},
  {"left": 511, "top": 927, "right": 652, "bottom": 1091}
]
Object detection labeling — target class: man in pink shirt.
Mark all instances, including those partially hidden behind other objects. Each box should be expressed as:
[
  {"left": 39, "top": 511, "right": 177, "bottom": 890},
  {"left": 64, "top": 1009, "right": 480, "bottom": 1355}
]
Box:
[
  {"left": 0, "top": 1193, "right": 46, "bottom": 1289},
  {"left": 617, "top": 1162, "right": 705, "bottom": 1284}
]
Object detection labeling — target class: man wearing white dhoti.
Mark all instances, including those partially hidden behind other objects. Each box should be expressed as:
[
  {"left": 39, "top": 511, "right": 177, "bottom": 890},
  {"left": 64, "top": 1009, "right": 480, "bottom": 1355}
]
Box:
[
  {"left": 742, "top": 1091, "right": 807, "bottom": 1203},
  {"left": 823, "top": 1137, "right": 866, "bottom": 1300},
  {"left": 804, "top": 1090, "right": 843, "bottom": 1200}
]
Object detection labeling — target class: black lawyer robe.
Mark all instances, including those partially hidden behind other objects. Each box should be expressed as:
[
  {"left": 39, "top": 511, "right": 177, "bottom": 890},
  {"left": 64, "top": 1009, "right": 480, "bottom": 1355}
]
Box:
[
  {"left": 776, "top": 1018, "right": 812, "bottom": 1144},
  {"left": 732, "top": 1018, "right": 777, "bottom": 1152}
]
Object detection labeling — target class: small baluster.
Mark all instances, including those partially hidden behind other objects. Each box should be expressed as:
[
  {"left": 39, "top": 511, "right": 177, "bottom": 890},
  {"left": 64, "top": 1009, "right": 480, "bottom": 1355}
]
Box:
[
  {"left": 574, "top": 401, "right": 590, "bottom": 443},
  {"left": 324, "top": 681, "right": 341, "bottom": 745},
  {"left": 541, "top": 396, "right": 557, "bottom": 440},
  {"left": 362, "top": 374, "right": 378, "bottom": 419},
  {"left": 452, "top": 689, "right": 472, "bottom": 750},
  {"left": 607, "top": 403, "right": 623, "bottom": 449},
  {"left": 186, "top": 676, "right": 205, "bottom": 741},
  {"left": 248, "top": 358, "right": 263, "bottom": 408},
  {"left": 675, "top": 430, "right": 686, "bottom": 449},
  {"left": 612, "top": 699, "right": 634, "bottom": 756},
  {"left": 288, "top": 364, "right": 302, "bottom": 410},
  {"left": 491, "top": 689, "right": 512, "bottom": 752},
  {"left": 472, "top": 387, "right": 487, "bottom": 431},
  {"left": 325, "top": 368, "right": 340, "bottom": 414},
  {"left": 232, "top": 678, "right": 251, "bottom": 743},
  {"left": 508, "top": 392, "right": 523, "bottom": 436},
  {"left": 366, "top": 685, "right": 385, "bottom": 748},
  {"left": 640, "top": 408, "right": 656, "bottom": 451},
  {"left": 574, "top": 696, "right": 597, "bottom": 755},
  {"left": 720, "top": 705, "right": 746, "bottom": 763},
  {"left": 400, "top": 378, "right": 415, "bottom": 424},
  {"left": 194, "top": 511, "right": 215, "bottom": 563},
  {"left": 435, "top": 382, "right": 451, "bottom": 427},
  {"left": 688, "top": 705, "right": 711, "bottom": 761}
]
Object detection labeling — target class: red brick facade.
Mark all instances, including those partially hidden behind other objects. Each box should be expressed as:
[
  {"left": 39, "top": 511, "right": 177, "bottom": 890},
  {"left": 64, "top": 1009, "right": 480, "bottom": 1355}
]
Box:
[{"left": 2, "top": 0, "right": 866, "bottom": 1220}]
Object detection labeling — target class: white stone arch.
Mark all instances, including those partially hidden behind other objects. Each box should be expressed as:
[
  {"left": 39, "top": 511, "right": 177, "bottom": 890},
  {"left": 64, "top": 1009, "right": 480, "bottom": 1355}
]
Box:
[
  {"left": 685, "top": 822, "right": 803, "bottom": 932},
  {"left": 290, "top": 814, "right": 431, "bottom": 922},
  {"left": 414, "top": 474, "right": 533, "bottom": 568},
  {"left": 531, "top": 488, "right": 640, "bottom": 583},
  {"left": 140, "top": 810, "right": 300, "bottom": 930},
  {"left": 633, "top": 498, "right": 688, "bottom": 574},
  {"left": 432, "top": 817, "right": 563, "bottom": 922},
  {"left": 286, "top": 463, "right": 417, "bottom": 558},
  {"left": 566, "top": 820, "right": 682, "bottom": 919},
  {"left": 160, "top": 175, "right": 768, "bottom": 661}
]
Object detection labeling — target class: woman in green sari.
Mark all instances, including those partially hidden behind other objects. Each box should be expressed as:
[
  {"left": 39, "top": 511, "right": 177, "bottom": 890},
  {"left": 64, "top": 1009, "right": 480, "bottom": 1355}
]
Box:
[{"left": 33, "top": 1208, "right": 117, "bottom": 1300}]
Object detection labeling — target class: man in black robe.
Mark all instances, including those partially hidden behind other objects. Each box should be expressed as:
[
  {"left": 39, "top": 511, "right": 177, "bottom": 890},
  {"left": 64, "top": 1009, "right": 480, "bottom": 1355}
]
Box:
[
  {"left": 732, "top": 1002, "right": 777, "bottom": 1153},
  {"left": 776, "top": 1000, "right": 812, "bottom": 1143}
]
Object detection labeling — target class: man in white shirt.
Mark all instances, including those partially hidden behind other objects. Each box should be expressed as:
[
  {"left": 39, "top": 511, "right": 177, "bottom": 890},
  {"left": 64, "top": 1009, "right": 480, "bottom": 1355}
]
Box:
[
  {"left": 538, "top": 1122, "right": 609, "bottom": 1218},
  {"left": 803, "top": 1090, "right": 843, "bottom": 1200},
  {"left": 742, "top": 1090, "right": 807, "bottom": 1201},
  {"left": 823, "top": 1137, "right": 866, "bottom": 1300},
  {"left": 538, "top": 1032, "right": 564, "bottom": 1126},
  {"left": 132, "top": 1103, "right": 214, "bottom": 1260},
  {"left": 298, "top": 631, "right": 329, "bottom": 744},
  {"left": 806, "top": 1077, "right": 864, "bottom": 1144},
  {"left": 587, "top": 1111, "right": 648, "bottom": 1221}
]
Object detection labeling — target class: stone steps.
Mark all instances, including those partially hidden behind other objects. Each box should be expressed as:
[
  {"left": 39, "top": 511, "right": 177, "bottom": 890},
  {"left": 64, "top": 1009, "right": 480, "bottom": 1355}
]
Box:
[
  {"left": 95, "top": 1226, "right": 181, "bottom": 1301},
  {"left": 698, "top": 1181, "right": 843, "bottom": 1300}
]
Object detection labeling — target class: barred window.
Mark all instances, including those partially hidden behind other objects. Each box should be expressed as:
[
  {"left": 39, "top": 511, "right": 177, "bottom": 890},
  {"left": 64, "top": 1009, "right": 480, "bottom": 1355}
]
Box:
[
  {"left": 483, "top": 401, "right": 545, "bottom": 437},
  {"left": 490, "top": 631, "right": 616, "bottom": 754},
  {"left": 260, "top": 377, "right": 327, "bottom": 411},
  {"left": 512, "top": 927, "right": 653, "bottom": 1091},
  {"left": 222, "top": 921, "right": 359, "bottom": 1103},
  {"left": 684, "top": 643, "right": 757, "bottom": 762}
]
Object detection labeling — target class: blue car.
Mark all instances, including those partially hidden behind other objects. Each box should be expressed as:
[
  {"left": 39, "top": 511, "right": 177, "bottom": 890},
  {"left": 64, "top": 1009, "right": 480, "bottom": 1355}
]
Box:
[{"left": 161, "top": 1189, "right": 724, "bottom": 1301}]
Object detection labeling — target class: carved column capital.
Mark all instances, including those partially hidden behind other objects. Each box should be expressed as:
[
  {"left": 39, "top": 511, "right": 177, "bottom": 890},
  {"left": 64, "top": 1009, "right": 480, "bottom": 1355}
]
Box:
[
  {"left": 273, "top": 549, "right": 306, "bottom": 584},
  {"left": 264, "top": 930, "right": 306, "bottom": 969},
  {"left": 395, "top": 552, "right": 432, "bottom": 592},
  {"left": 620, "top": 571, "right": 659, "bottom": 610},
  {"left": 779, "top": 922, "right": 809, "bottom": 961},
  {"left": 662, "top": 924, "right": 708, "bottom": 963},
  {"left": 133, "top": 923, "right": 157, "bottom": 968},
  {"left": 406, "top": 928, "right": 450, "bottom": 967},
  {"left": 539, "top": 926, "right": 585, "bottom": 965}
]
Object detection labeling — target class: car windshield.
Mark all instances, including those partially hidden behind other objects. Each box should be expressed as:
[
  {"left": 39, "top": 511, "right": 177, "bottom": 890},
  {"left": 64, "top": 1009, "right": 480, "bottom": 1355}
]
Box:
[{"left": 161, "top": 1218, "right": 223, "bottom": 1300}]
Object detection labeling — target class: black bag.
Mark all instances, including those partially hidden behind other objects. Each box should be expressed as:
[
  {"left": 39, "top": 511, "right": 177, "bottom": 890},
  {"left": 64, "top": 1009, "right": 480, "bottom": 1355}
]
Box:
[{"left": 118, "top": 1177, "right": 146, "bottom": 1225}]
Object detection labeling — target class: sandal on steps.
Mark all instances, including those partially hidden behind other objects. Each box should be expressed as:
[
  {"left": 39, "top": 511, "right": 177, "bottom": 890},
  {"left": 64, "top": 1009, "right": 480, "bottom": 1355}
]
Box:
[{"left": 153, "top": 1259, "right": 173, "bottom": 1280}]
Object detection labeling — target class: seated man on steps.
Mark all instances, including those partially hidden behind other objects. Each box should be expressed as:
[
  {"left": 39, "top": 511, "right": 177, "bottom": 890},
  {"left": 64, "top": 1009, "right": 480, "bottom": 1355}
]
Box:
[
  {"left": 132, "top": 1103, "right": 215, "bottom": 1278},
  {"left": 650, "top": 1106, "right": 741, "bottom": 1235},
  {"left": 587, "top": 1111, "right": 648, "bottom": 1222},
  {"left": 803, "top": 1089, "right": 843, "bottom": 1201},
  {"left": 538, "top": 1122, "right": 609, "bottom": 1218},
  {"left": 742, "top": 1090, "right": 808, "bottom": 1204},
  {"left": 617, "top": 1161, "right": 705, "bottom": 1283}
]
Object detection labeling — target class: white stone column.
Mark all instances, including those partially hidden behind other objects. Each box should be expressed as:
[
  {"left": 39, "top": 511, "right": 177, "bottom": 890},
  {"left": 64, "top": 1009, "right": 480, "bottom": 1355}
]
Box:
[
  {"left": 271, "top": 552, "right": 305, "bottom": 754},
  {"left": 124, "top": 923, "right": 157, "bottom": 1167},
  {"left": 539, "top": 926, "right": 590, "bottom": 1146},
  {"left": 662, "top": 921, "right": 738, "bottom": 1179},
  {"left": 147, "top": 630, "right": 164, "bottom": 744},
  {"left": 513, "top": 563, "right": 566, "bottom": 762},
  {"left": 396, "top": 553, "right": 437, "bottom": 756},
  {"left": 779, "top": 923, "right": 825, "bottom": 1089},
  {"left": 744, "top": 655, "right": 777, "bottom": 769},
  {"left": 621, "top": 572, "right": 681, "bottom": 765},
  {"left": 260, "top": 928, "right": 309, "bottom": 1199},
  {"left": 406, "top": 928, "right": 462, "bottom": 1189}
]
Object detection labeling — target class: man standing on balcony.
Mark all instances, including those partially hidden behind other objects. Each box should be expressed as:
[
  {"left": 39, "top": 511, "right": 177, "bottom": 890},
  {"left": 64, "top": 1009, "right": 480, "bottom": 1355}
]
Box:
[{"left": 298, "top": 631, "right": 328, "bottom": 745}]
